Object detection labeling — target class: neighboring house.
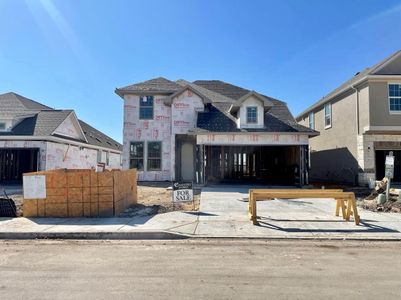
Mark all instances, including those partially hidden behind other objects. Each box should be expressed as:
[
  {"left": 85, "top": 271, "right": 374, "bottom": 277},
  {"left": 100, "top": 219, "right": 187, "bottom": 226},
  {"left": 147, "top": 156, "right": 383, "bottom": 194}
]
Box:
[
  {"left": 0, "top": 92, "right": 122, "bottom": 183},
  {"left": 116, "top": 78, "right": 317, "bottom": 184},
  {"left": 296, "top": 50, "right": 401, "bottom": 185}
]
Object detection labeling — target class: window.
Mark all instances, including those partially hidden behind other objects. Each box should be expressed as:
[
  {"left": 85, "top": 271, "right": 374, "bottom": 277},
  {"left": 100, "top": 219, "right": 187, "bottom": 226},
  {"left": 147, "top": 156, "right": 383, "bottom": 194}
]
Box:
[
  {"left": 246, "top": 107, "right": 257, "bottom": 123},
  {"left": 97, "top": 150, "right": 102, "bottom": 162},
  {"left": 389, "top": 84, "right": 401, "bottom": 113},
  {"left": 147, "top": 142, "right": 162, "bottom": 171},
  {"left": 308, "top": 112, "right": 314, "bottom": 129},
  {"left": 324, "top": 103, "right": 332, "bottom": 128},
  {"left": 130, "top": 142, "right": 144, "bottom": 170},
  {"left": 0, "top": 122, "right": 5, "bottom": 130},
  {"left": 139, "top": 96, "right": 154, "bottom": 119}
]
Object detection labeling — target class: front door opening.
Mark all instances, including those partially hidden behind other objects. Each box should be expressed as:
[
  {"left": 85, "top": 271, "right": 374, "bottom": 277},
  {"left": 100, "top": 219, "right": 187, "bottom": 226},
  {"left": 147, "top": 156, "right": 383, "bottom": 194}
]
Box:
[{"left": 375, "top": 150, "right": 401, "bottom": 183}]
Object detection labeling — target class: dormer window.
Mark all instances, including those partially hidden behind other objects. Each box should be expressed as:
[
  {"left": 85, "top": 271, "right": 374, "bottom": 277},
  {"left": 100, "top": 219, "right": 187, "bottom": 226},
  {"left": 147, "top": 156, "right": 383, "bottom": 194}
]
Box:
[{"left": 246, "top": 107, "right": 257, "bottom": 124}]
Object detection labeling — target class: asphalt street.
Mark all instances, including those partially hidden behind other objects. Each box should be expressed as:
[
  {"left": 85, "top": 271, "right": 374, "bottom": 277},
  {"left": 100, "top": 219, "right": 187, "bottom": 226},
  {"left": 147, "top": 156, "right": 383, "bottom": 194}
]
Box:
[{"left": 1, "top": 239, "right": 401, "bottom": 299}]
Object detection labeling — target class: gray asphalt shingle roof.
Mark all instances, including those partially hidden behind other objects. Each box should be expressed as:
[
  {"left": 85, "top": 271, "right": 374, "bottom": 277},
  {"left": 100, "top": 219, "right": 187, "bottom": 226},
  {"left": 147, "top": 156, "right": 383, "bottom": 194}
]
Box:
[
  {"left": 192, "top": 80, "right": 295, "bottom": 122},
  {"left": 0, "top": 92, "right": 52, "bottom": 113},
  {"left": 195, "top": 104, "right": 316, "bottom": 134},
  {"left": 116, "top": 77, "right": 182, "bottom": 94},
  {"left": 0, "top": 92, "right": 121, "bottom": 151},
  {"left": 79, "top": 120, "right": 121, "bottom": 151}
]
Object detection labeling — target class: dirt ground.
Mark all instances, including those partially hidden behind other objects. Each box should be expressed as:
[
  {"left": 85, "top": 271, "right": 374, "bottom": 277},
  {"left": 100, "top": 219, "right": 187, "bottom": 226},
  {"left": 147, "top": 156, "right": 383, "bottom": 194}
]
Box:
[
  {"left": 119, "top": 182, "right": 200, "bottom": 217},
  {"left": 311, "top": 181, "right": 401, "bottom": 214},
  {"left": 3, "top": 182, "right": 200, "bottom": 218},
  {"left": 359, "top": 197, "right": 401, "bottom": 213},
  {"left": 310, "top": 181, "right": 371, "bottom": 199}
]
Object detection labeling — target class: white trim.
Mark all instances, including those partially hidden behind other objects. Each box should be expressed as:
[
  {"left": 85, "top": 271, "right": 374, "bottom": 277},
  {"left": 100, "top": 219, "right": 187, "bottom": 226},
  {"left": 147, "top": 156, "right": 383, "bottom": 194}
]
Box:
[
  {"left": 191, "top": 131, "right": 318, "bottom": 136},
  {"left": 0, "top": 136, "right": 121, "bottom": 154},
  {"left": 388, "top": 82, "right": 401, "bottom": 114},
  {"left": 51, "top": 111, "right": 88, "bottom": 143},
  {"left": 246, "top": 106, "right": 258, "bottom": 124},
  {"left": 324, "top": 103, "right": 332, "bottom": 129},
  {"left": 308, "top": 112, "right": 314, "bottom": 130}
]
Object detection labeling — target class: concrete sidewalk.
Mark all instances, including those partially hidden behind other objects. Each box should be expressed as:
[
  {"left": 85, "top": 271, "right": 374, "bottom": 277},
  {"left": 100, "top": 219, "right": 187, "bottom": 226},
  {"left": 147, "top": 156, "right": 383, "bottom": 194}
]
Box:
[{"left": 1, "top": 185, "right": 401, "bottom": 240}]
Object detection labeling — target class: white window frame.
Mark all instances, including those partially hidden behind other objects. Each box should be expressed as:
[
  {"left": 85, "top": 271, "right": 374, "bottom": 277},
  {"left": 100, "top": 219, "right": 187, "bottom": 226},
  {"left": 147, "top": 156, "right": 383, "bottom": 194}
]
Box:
[
  {"left": 308, "top": 112, "right": 314, "bottom": 129},
  {"left": 324, "top": 103, "right": 332, "bottom": 129},
  {"left": 246, "top": 106, "right": 258, "bottom": 124},
  {"left": 388, "top": 83, "right": 401, "bottom": 115}
]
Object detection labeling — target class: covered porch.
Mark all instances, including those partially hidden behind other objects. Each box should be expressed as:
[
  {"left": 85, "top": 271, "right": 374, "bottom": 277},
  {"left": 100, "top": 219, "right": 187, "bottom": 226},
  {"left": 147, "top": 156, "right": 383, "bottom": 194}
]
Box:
[
  {"left": 194, "top": 133, "right": 310, "bottom": 186},
  {"left": 202, "top": 145, "right": 305, "bottom": 185}
]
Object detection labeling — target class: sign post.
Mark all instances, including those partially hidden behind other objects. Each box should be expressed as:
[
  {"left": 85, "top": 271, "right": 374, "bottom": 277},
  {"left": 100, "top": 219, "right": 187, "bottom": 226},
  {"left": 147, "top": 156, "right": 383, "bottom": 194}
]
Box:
[
  {"left": 385, "top": 152, "right": 394, "bottom": 201},
  {"left": 172, "top": 182, "right": 193, "bottom": 203}
]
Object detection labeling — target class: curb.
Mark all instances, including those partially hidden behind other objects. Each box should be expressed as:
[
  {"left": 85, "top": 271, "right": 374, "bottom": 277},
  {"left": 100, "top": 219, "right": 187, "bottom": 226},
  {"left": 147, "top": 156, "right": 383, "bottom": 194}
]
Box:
[
  {"left": 185, "top": 235, "right": 401, "bottom": 241},
  {"left": 0, "top": 231, "right": 189, "bottom": 240}
]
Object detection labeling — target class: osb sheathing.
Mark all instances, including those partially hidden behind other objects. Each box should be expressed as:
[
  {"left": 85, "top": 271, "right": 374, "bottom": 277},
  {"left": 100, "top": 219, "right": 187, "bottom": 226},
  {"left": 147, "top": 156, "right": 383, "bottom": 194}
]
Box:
[{"left": 23, "top": 169, "right": 137, "bottom": 217}]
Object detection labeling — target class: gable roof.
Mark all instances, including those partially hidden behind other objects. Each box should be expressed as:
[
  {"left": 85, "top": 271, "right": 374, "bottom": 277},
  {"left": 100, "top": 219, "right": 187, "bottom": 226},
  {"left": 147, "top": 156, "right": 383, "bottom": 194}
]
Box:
[
  {"left": 195, "top": 104, "right": 317, "bottom": 134},
  {"left": 115, "top": 77, "right": 182, "bottom": 96},
  {"left": 0, "top": 92, "right": 122, "bottom": 152},
  {"left": 192, "top": 79, "right": 295, "bottom": 122},
  {"left": 0, "top": 92, "right": 52, "bottom": 113},
  {"left": 0, "top": 110, "right": 73, "bottom": 136},
  {"left": 296, "top": 49, "right": 401, "bottom": 119},
  {"left": 229, "top": 91, "right": 274, "bottom": 113},
  {"left": 164, "top": 79, "right": 235, "bottom": 105}
]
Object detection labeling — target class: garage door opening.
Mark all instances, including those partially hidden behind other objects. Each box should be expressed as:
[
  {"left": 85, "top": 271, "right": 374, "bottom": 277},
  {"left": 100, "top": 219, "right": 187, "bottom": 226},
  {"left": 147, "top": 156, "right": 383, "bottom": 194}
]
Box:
[
  {"left": 204, "top": 145, "right": 304, "bottom": 185},
  {"left": 0, "top": 149, "right": 39, "bottom": 183}
]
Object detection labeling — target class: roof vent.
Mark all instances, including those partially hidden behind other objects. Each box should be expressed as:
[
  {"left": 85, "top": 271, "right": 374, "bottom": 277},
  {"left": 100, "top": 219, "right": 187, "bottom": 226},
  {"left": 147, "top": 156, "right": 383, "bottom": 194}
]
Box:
[{"left": 354, "top": 71, "right": 360, "bottom": 76}]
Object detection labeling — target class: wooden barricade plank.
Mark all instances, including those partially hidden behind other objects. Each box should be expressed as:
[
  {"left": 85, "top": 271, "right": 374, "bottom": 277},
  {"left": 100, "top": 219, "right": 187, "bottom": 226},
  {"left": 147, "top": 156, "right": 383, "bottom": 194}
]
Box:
[{"left": 248, "top": 189, "right": 360, "bottom": 226}]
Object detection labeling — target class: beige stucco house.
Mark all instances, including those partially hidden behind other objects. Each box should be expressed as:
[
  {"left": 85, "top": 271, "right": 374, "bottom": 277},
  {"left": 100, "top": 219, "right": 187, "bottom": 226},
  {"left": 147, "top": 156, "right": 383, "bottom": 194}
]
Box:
[{"left": 296, "top": 50, "right": 401, "bottom": 185}]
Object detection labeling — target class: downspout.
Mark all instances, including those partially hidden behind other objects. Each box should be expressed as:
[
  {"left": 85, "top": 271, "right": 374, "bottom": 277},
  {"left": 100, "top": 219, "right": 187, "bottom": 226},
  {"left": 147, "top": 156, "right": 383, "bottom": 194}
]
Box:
[
  {"left": 352, "top": 85, "right": 360, "bottom": 135},
  {"left": 352, "top": 85, "right": 360, "bottom": 186}
]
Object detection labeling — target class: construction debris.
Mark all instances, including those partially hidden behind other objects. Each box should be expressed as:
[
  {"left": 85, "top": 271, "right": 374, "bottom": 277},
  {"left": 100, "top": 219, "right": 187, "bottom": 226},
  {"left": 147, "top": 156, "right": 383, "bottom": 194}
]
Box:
[
  {"left": 360, "top": 177, "right": 401, "bottom": 213},
  {"left": 365, "top": 177, "right": 388, "bottom": 200}
]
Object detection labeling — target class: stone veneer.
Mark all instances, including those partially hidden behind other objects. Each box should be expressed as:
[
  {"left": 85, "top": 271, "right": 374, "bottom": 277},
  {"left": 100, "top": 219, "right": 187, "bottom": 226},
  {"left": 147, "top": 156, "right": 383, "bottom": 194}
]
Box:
[{"left": 357, "top": 134, "right": 401, "bottom": 185}]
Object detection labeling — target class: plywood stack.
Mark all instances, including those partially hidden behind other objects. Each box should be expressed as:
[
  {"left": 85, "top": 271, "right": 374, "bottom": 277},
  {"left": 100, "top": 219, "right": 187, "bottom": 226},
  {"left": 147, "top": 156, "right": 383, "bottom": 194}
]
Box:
[
  {"left": 23, "top": 169, "right": 137, "bottom": 217},
  {"left": 113, "top": 169, "right": 137, "bottom": 215}
]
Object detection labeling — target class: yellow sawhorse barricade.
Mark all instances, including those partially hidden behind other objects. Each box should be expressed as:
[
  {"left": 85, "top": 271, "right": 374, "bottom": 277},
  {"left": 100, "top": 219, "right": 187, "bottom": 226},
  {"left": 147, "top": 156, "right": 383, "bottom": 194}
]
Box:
[{"left": 248, "top": 189, "right": 360, "bottom": 225}]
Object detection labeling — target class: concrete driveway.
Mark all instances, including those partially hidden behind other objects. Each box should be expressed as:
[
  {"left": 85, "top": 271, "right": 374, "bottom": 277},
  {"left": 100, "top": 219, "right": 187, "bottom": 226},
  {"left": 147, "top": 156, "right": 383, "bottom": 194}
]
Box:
[
  {"left": 2, "top": 184, "right": 401, "bottom": 240},
  {"left": 194, "top": 185, "right": 401, "bottom": 239}
]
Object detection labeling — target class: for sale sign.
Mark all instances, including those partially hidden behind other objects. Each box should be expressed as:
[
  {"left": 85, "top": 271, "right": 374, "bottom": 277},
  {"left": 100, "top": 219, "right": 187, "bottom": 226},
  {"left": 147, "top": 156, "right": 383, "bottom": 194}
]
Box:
[{"left": 172, "top": 182, "right": 193, "bottom": 202}]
